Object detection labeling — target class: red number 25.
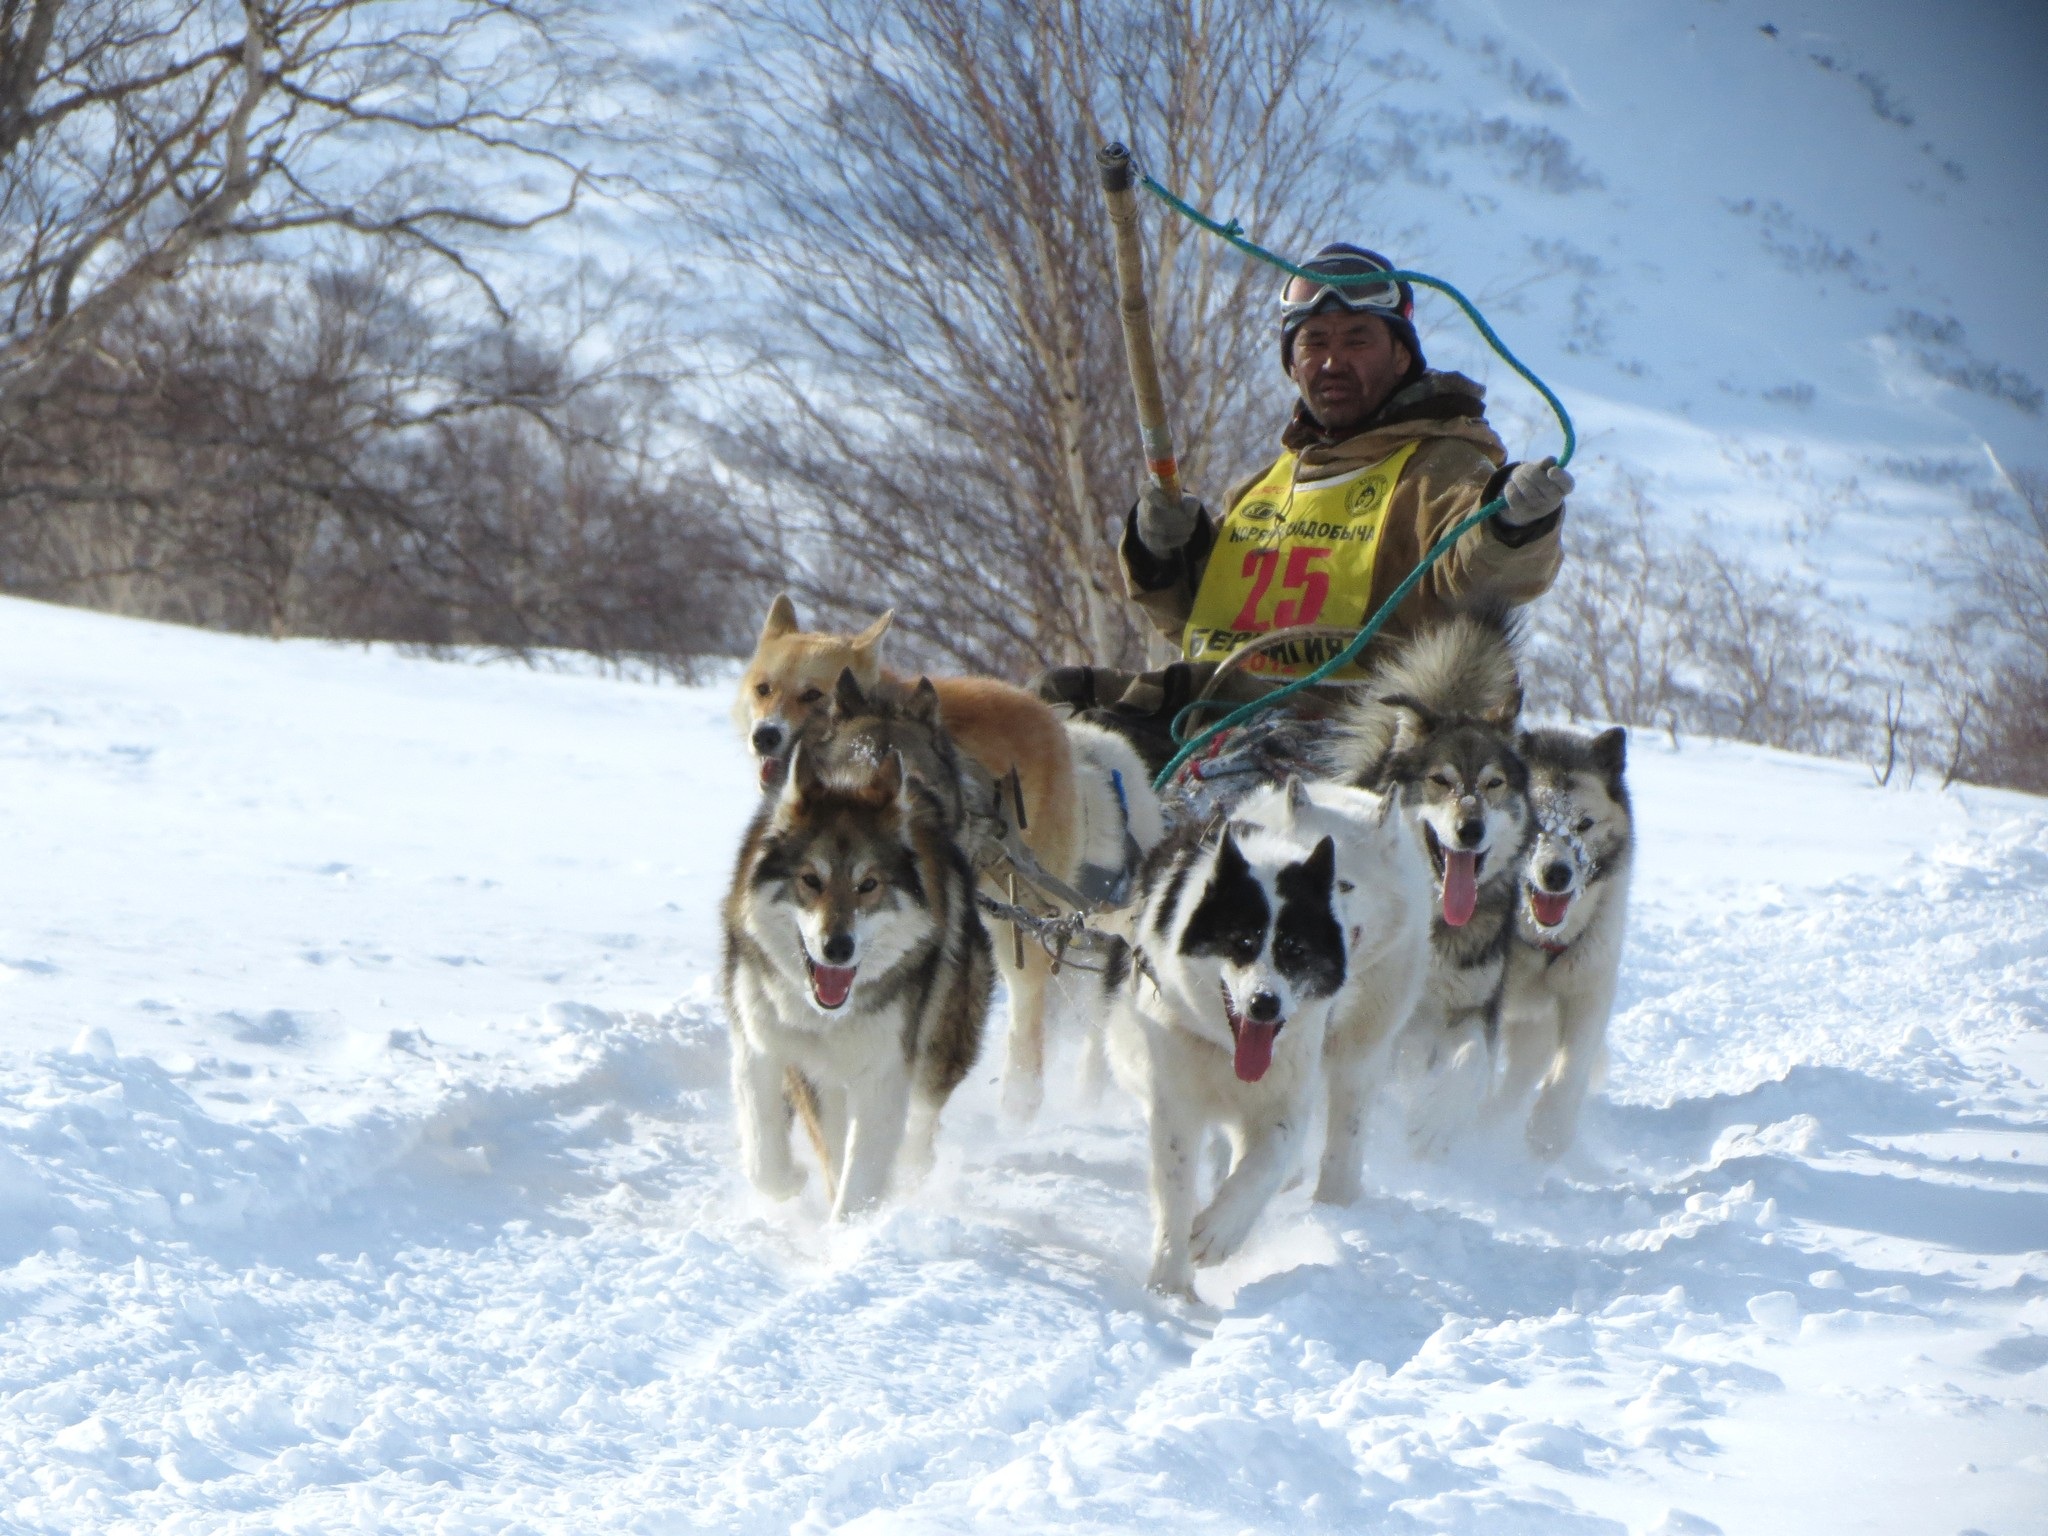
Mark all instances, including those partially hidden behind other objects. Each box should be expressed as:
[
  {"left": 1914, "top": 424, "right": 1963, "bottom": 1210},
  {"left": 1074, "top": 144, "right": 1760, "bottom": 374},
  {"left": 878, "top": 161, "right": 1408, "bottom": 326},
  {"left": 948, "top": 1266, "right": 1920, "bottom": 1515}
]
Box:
[{"left": 1232, "top": 545, "right": 1332, "bottom": 631}]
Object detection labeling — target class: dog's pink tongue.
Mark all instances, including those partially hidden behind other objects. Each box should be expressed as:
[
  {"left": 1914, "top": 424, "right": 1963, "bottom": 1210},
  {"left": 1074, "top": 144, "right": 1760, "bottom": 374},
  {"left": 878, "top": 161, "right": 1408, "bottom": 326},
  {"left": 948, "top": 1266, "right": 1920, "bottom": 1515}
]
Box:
[
  {"left": 1233, "top": 1019, "right": 1280, "bottom": 1083},
  {"left": 1442, "top": 850, "right": 1479, "bottom": 927},
  {"left": 1531, "top": 890, "right": 1572, "bottom": 928},
  {"left": 811, "top": 965, "right": 856, "bottom": 1009}
]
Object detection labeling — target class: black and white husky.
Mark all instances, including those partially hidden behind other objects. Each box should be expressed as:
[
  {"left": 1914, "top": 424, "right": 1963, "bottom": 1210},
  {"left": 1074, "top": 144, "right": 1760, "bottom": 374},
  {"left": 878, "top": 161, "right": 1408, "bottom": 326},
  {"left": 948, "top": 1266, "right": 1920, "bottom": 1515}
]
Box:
[
  {"left": 722, "top": 742, "right": 992, "bottom": 1220},
  {"left": 1493, "top": 726, "right": 1633, "bottom": 1159},
  {"left": 1102, "top": 808, "right": 1350, "bottom": 1296},
  {"left": 1232, "top": 777, "right": 1434, "bottom": 1206},
  {"left": 1331, "top": 611, "right": 1534, "bottom": 1155}
]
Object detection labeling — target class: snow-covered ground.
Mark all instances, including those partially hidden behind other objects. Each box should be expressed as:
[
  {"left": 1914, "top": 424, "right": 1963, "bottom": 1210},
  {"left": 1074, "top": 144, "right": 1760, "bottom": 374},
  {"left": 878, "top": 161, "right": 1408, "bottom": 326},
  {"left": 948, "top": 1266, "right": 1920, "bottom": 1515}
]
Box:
[{"left": 0, "top": 597, "right": 2042, "bottom": 1534}]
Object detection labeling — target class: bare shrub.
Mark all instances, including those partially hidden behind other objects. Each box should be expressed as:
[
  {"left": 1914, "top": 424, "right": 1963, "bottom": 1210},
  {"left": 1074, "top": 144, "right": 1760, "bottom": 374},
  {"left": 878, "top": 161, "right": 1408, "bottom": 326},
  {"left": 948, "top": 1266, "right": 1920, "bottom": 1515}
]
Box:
[
  {"left": 1522, "top": 482, "right": 1694, "bottom": 733},
  {"left": 693, "top": 0, "right": 1363, "bottom": 677},
  {"left": 0, "top": 259, "right": 750, "bottom": 669},
  {"left": 1682, "top": 542, "right": 1869, "bottom": 757},
  {"left": 1920, "top": 467, "right": 2048, "bottom": 793},
  {"left": 1525, "top": 485, "right": 1877, "bottom": 759}
]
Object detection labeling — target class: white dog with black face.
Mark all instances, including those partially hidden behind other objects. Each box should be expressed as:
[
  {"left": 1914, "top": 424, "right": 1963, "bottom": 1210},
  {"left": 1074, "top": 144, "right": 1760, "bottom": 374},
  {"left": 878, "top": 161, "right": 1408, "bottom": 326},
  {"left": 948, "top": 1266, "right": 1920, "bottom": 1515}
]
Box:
[
  {"left": 1103, "top": 814, "right": 1348, "bottom": 1297},
  {"left": 1231, "top": 778, "right": 1435, "bottom": 1206},
  {"left": 1493, "top": 726, "right": 1633, "bottom": 1160}
]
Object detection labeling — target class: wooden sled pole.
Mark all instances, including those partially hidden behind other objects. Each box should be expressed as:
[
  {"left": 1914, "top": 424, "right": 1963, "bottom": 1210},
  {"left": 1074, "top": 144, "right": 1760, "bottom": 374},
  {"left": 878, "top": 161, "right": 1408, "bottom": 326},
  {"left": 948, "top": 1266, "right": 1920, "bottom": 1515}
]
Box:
[{"left": 1098, "top": 142, "right": 1182, "bottom": 504}]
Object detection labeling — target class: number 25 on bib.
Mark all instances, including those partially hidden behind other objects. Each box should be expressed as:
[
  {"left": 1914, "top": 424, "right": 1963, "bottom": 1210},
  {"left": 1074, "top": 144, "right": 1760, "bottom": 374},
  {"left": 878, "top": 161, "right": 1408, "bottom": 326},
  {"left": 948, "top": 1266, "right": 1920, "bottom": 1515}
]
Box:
[{"left": 1182, "top": 441, "right": 1418, "bottom": 682}]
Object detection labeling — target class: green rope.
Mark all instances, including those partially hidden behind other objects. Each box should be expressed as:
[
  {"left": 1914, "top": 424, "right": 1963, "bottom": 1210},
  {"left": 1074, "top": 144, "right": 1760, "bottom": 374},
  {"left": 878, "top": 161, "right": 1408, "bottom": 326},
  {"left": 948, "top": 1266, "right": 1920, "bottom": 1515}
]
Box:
[{"left": 1137, "top": 171, "right": 1576, "bottom": 792}]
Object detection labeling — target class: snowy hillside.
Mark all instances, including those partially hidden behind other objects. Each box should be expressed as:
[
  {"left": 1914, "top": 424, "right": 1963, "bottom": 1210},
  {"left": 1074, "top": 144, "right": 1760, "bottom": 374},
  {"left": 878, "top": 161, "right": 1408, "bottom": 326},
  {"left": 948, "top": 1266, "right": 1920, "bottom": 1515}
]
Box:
[
  {"left": 1253, "top": 0, "right": 2048, "bottom": 630},
  {"left": 0, "top": 599, "right": 2043, "bottom": 1534}
]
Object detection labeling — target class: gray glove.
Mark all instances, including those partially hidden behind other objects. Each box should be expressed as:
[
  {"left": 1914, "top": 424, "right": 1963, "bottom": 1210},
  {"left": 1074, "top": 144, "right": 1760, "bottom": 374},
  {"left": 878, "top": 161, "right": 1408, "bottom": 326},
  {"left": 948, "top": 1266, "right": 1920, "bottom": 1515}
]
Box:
[
  {"left": 1499, "top": 456, "right": 1574, "bottom": 525},
  {"left": 1136, "top": 483, "right": 1205, "bottom": 554}
]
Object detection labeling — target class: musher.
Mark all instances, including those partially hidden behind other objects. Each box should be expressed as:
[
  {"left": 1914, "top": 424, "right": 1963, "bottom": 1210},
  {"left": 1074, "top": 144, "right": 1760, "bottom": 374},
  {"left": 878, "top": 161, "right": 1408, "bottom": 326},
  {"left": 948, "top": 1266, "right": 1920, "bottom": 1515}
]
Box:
[{"left": 1040, "top": 243, "right": 1572, "bottom": 776}]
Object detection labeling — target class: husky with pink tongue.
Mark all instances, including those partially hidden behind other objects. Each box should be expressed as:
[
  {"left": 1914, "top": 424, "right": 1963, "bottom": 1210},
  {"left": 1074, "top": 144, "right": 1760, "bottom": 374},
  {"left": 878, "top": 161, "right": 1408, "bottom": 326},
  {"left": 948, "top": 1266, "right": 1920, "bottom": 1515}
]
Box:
[
  {"left": 1103, "top": 817, "right": 1348, "bottom": 1298},
  {"left": 1491, "top": 726, "right": 1633, "bottom": 1161},
  {"left": 722, "top": 741, "right": 991, "bottom": 1222},
  {"left": 1331, "top": 611, "right": 1533, "bottom": 1158}
]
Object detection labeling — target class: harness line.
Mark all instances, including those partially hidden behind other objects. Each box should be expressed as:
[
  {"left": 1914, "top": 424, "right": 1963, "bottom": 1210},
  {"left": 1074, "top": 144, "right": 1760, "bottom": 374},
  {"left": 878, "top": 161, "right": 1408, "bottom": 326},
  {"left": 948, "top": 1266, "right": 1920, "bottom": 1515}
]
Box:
[{"left": 1132, "top": 172, "right": 1577, "bottom": 791}]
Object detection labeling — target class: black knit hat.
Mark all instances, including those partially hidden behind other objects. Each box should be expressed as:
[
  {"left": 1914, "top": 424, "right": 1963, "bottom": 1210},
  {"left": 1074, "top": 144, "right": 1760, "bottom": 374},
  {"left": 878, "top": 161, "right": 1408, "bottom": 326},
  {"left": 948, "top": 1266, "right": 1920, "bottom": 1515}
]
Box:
[{"left": 1279, "top": 243, "right": 1426, "bottom": 381}]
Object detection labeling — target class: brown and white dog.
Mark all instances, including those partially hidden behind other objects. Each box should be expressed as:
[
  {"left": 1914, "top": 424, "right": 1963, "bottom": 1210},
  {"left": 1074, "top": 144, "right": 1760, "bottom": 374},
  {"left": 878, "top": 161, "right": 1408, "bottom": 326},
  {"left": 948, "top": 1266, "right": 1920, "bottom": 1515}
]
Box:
[{"left": 733, "top": 594, "right": 1161, "bottom": 1119}]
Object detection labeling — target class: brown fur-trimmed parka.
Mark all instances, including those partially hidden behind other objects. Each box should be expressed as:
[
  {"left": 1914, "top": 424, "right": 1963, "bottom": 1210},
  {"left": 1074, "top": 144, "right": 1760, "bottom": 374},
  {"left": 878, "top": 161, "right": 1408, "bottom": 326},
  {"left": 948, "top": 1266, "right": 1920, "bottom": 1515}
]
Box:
[{"left": 1118, "top": 370, "right": 1563, "bottom": 707}]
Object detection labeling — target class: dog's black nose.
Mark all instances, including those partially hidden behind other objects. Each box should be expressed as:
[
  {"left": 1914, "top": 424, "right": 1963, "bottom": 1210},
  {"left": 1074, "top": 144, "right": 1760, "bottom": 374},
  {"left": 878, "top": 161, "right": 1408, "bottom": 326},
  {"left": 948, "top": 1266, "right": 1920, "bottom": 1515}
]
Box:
[
  {"left": 1246, "top": 990, "right": 1282, "bottom": 1023},
  {"left": 751, "top": 723, "right": 784, "bottom": 756},
  {"left": 1542, "top": 861, "right": 1573, "bottom": 892},
  {"left": 821, "top": 933, "right": 855, "bottom": 965},
  {"left": 1456, "top": 818, "right": 1486, "bottom": 849}
]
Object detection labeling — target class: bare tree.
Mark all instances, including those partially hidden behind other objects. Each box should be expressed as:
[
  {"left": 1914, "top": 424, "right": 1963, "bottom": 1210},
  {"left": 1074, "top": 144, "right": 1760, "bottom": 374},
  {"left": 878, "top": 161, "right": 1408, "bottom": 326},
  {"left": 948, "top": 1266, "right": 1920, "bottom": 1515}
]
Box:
[
  {"left": 693, "top": 0, "right": 1363, "bottom": 676},
  {"left": 1523, "top": 482, "right": 1696, "bottom": 730},
  {"left": 1921, "top": 466, "right": 2048, "bottom": 792},
  {"left": 1684, "top": 542, "right": 1868, "bottom": 756},
  {"left": 0, "top": 255, "right": 751, "bottom": 666},
  {"left": 0, "top": 0, "right": 616, "bottom": 414},
  {"left": 1526, "top": 483, "right": 1880, "bottom": 760}
]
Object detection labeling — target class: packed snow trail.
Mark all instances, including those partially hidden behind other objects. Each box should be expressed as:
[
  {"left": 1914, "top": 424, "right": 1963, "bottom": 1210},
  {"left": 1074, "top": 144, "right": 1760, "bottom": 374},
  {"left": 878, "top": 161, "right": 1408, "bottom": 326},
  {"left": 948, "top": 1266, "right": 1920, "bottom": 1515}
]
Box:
[{"left": 0, "top": 600, "right": 2040, "bottom": 1534}]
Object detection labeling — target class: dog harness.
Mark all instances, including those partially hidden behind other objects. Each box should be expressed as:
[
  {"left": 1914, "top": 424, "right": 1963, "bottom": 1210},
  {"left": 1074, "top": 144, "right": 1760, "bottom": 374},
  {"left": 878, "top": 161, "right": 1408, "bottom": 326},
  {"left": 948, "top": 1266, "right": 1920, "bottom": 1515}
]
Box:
[{"left": 1181, "top": 441, "right": 1420, "bottom": 681}]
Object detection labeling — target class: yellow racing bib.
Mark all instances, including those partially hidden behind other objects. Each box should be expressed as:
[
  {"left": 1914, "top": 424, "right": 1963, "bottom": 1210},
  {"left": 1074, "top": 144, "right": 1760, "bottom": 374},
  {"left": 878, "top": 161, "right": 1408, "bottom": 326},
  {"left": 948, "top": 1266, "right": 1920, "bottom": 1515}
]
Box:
[{"left": 1182, "top": 440, "right": 1419, "bottom": 681}]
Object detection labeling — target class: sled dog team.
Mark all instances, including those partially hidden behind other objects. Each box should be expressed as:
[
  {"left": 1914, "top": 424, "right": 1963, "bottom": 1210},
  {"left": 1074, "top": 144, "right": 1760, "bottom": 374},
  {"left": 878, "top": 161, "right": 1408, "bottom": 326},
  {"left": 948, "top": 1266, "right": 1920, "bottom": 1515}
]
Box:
[{"left": 723, "top": 597, "right": 1632, "bottom": 1295}]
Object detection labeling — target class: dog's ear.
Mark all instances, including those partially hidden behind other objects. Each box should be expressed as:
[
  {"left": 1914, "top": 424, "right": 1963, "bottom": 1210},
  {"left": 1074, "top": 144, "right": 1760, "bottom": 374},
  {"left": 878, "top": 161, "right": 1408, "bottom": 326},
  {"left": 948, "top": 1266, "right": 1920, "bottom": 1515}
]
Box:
[
  {"left": 1300, "top": 834, "right": 1336, "bottom": 894},
  {"left": 1378, "top": 692, "right": 1439, "bottom": 745},
  {"left": 905, "top": 676, "right": 940, "bottom": 724},
  {"left": 1213, "top": 823, "right": 1249, "bottom": 883},
  {"left": 866, "top": 747, "right": 904, "bottom": 807},
  {"left": 1378, "top": 691, "right": 1438, "bottom": 730},
  {"left": 1284, "top": 775, "right": 1312, "bottom": 821},
  {"left": 761, "top": 593, "right": 799, "bottom": 641},
  {"left": 1482, "top": 681, "right": 1523, "bottom": 729},
  {"left": 783, "top": 739, "right": 821, "bottom": 814},
  {"left": 852, "top": 609, "right": 894, "bottom": 654},
  {"left": 1590, "top": 726, "right": 1627, "bottom": 781},
  {"left": 832, "top": 667, "right": 867, "bottom": 718}
]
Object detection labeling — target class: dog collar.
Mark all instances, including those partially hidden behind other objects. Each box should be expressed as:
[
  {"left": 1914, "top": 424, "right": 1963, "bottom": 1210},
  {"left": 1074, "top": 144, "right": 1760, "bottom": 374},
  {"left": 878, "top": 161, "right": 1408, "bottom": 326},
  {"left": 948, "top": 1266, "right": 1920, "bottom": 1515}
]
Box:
[{"left": 1538, "top": 937, "right": 1570, "bottom": 959}]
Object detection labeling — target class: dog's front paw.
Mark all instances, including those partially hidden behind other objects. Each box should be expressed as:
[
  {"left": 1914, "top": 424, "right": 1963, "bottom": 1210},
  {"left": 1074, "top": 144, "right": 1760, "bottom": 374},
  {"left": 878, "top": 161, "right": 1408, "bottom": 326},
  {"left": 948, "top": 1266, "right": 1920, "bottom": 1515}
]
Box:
[
  {"left": 999, "top": 1067, "right": 1044, "bottom": 1126},
  {"left": 749, "top": 1160, "right": 807, "bottom": 1202},
  {"left": 1190, "top": 1188, "right": 1261, "bottom": 1267},
  {"left": 1146, "top": 1251, "right": 1197, "bottom": 1300},
  {"left": 1313, "top": 1161, "right": 1363, "bottom": 1207},
  {"left": 1405, "top": 1096, "right": 1464, "bottom": 1161},
  {"left": 1525, "top": 1093, "right": 1578, "bottom": 1162}
]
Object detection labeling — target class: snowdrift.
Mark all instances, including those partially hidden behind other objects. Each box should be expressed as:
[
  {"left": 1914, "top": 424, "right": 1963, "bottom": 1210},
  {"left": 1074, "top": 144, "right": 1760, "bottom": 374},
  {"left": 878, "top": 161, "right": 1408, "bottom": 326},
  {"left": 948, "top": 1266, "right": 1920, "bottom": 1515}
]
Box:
[{"left": 0, "top": 597, "right": 2041, "bottom": 1534}]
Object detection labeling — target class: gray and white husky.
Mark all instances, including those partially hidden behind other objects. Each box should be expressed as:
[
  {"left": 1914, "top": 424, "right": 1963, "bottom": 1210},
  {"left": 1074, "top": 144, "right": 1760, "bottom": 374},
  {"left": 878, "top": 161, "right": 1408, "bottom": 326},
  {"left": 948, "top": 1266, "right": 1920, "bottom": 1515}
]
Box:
[
  {"left": 1103, "top": 811, "right": 1350, "bottom": 1296},
  {"left": 1330, "top": 611, "right": 1533, "bottom": 1155},
  {"left": 722, "top": 741, "right": 992, "bottom": 1220},
  {"left": 1492, "top": 726, "right": 1633, "bottom": 1160}
]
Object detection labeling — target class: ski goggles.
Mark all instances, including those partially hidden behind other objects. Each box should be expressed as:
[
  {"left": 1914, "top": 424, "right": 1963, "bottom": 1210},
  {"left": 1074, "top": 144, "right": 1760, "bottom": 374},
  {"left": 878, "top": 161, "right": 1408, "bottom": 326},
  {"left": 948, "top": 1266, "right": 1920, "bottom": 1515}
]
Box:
[{"left": 1277, "top": 253, "right": 1411, "bottom": 323}]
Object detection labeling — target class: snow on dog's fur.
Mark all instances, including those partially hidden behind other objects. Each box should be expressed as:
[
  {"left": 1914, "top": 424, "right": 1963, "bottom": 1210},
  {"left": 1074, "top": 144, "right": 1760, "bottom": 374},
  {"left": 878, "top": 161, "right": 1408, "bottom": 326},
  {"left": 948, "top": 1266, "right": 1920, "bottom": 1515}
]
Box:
[
  {"left": 733, "top": 594, "right": 1160, "bottom": 1122},
  {"left": 1493, "top": 726, "right": 1633, "bottom": 1159},
  {"left": 722, "top": 740, "right": 991, "bottom": 1221},
  {"left": 1330, "top": 610, "right": 1534, "bottom": 1157},
  {"left": 1232, "top": 778, "right": 1435, "bottom": 1206},
  {"left": 1103, "top": 812, "right": 1348, "bottom": 1296}
]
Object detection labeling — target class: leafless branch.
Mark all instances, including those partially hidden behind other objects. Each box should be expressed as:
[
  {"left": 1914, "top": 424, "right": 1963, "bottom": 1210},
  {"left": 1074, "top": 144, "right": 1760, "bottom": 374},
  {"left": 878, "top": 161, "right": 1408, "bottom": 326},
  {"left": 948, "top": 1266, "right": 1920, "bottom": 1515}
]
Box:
[{"left": 687, "top": 0, "right": 1368, "bottom": 676}]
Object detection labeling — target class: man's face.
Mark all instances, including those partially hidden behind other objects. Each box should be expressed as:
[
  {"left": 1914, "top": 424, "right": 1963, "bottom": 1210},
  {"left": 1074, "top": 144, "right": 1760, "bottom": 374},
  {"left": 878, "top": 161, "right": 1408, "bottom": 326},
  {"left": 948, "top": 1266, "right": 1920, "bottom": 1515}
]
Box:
[{"left": 1290, "top": 312, "right": 1413, "bottom": 434}]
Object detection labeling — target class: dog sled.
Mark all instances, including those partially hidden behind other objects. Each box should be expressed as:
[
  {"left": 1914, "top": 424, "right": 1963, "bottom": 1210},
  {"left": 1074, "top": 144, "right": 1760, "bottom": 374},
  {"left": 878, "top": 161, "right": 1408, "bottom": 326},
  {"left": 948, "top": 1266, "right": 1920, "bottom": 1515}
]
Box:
[{"left": 949, "top": 147, "right": 1583, "bottom": 973}]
